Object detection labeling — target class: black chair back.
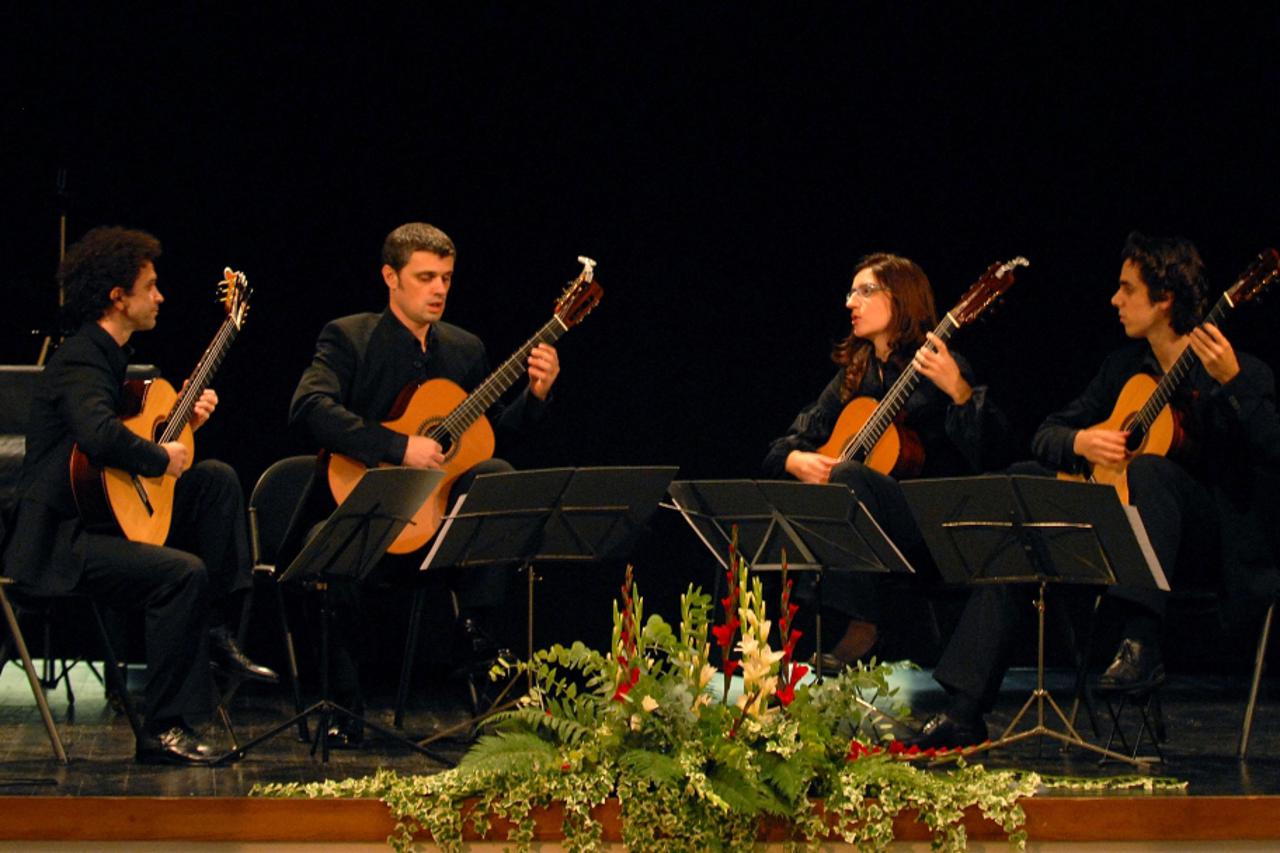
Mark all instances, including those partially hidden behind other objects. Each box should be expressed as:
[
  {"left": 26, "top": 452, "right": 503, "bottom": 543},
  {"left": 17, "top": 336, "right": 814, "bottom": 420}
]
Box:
[{"left": 249, "top": 455, "right": 320, "bottom": 570}]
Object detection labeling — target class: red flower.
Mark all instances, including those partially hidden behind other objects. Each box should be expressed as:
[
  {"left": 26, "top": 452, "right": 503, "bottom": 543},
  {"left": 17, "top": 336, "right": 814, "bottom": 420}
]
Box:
[
  {"left": 612, "top": 665, "right": 641, "bottom": 702},
  {"left": 781, "top": 629, "right": 803, "bottom": 660},
  {"left": 721, "top": 659, "right": 741, "bottom": 677},
  {"left": 846, "top": 740, "right": 884, "bottom": 761},
  {"left": 776, "top": 662, "right": 808, "bottom": 706},
  {"left": 711, "top": 618, "right": 740, "bottom": 649}
]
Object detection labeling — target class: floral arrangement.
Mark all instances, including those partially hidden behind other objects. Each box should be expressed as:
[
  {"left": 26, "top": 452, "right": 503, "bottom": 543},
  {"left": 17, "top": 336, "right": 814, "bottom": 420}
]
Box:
[{"left": 256, "top": 548, "right": 1042, "bottom": 851}]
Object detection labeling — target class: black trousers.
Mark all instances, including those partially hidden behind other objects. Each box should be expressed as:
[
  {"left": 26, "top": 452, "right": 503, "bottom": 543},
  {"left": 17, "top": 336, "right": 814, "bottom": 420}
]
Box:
[
  {"left": 75, "top": 459, "right": 251, "bottom": 727},
  {"left": 933, "top": 456, "right": 1218, "bottom": 709},
  {"left": 800, "top": 461, "right": 933, "bottom": 625},
  {"left": 326, "top": 458, "right": 516, "bottom": 711}
]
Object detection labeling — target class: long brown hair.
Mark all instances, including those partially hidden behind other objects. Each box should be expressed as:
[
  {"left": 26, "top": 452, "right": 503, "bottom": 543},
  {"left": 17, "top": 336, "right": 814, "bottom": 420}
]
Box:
[{"left": 831, "top": 253, "right": 938, "bottom": 402}]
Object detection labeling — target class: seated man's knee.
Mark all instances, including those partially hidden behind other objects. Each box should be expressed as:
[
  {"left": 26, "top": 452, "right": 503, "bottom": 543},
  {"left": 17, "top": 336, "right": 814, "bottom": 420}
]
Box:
[
  {"left": 1127, "top": 454, "right": 1179, "bottom": 493},
  {"left": 472, "top": 458, "right": 515, "bottom": 476},
  {"left": 830, "top": 460, "right": 877, "bottom": 490},
  {"left": 190, "top": 459, "right": 241, "bottom": 493},
  {"left": 159, "top": 553, "right": 210, "bottom": 597}
]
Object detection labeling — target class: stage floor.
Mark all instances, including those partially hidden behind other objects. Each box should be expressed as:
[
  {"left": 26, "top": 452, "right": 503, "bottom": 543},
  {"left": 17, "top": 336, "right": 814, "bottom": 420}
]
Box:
[
  {"left": 1, "top": 660, "right": 1277, "bottom": 797},
  {"left": 2, "top": 661, "right": 1280, "bottom": 847}
]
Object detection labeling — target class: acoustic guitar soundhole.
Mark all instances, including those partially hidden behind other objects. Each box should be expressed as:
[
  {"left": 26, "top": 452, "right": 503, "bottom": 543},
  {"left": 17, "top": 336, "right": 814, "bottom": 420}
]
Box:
[
  {"left": 419, "top": 418, "right": 458, "bottom": 460},
  {"left": 1118, "top": 412, "right": 1146, "bottom": 453}
]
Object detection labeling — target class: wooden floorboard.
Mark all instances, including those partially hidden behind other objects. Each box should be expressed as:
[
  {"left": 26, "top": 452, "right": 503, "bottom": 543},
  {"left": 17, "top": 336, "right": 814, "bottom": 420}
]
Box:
[{"left": 1, "top": 795, "right": 1278, "bottom": 844}]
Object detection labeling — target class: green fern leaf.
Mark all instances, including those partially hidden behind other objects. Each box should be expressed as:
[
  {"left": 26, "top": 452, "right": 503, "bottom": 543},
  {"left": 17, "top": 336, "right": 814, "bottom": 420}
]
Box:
[
  {"left": 459, "top": 731, "right": 561, "bottom": 775},
  {"left": 618, "top": 748, "right": 684, "bottom": 786}
]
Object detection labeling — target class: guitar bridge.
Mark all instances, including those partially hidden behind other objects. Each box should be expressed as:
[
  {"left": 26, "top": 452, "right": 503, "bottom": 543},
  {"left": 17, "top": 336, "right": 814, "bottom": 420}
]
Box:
[{"left": 130, "top": 475, "right": 155, "bottom": 516}]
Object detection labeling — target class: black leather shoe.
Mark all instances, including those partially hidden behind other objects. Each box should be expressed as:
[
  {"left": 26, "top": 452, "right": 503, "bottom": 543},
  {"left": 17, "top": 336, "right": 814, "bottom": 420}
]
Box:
[
  {"left": 1097, "top": 638, "right": 1165, "bottom": 693},
  {"left": 136, "top": 726, "right": 215, "bottom": 766},
  {"left": 901, "top": 712, "right": 988, "bottom": 750},
  {"left": 811, "top": 651, "right": 851, "bottom": 675},
  {"left": 456, "top": 617, "right": 513, "bottom": 669},
  {"left": 458, "top": 617, "right": 499, "bottom": 659},
  {"left": 324, "top": 717, "right": 364, "bottom": 749},
  {"left": 209, "top": 626, "right": 279, "bottom": 683},
  {"left": 811, "top": 635, "right": 881, "bottom": 676}
]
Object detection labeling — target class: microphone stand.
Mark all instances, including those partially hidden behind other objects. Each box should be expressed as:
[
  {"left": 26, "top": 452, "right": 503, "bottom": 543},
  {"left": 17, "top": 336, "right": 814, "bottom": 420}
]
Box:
[{"left": 36, "top": 168, "right": 69, "bottom": 366}]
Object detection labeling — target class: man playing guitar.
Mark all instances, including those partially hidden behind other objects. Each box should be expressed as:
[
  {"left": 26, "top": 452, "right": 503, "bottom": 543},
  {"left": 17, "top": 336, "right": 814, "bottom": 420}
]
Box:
[
  {"left": 287, "top": 221, "right": 560, "bottom": 745},
  {"left": 2, "top": 226, "right": 275, "bottom": 766},
  {"left": 910, "top": 233, "right": 1280, "bottom": 750}
]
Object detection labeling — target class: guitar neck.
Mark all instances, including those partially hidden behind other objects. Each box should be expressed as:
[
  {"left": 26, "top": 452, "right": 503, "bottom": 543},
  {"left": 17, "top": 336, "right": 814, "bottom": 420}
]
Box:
[
  {"left": 434, "top": 315, "right": 567, "bottom": 440},
  {"left": 158, "top": 316, "right": 240, "bottom": 443},
  {"left": 1133, "top": 294, "right": 1232, "bottom": 431},
  {"left": 843, "top": 312, "right": 959, "bottom": 460}
]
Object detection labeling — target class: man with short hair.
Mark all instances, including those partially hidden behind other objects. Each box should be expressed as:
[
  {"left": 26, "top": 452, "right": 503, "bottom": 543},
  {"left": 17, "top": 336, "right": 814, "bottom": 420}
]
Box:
[
  {"left": 288, "top": 221, "right": 560, "bottom": 744},
  {"left": 2, "top": 226, "right": 275, "bottom": 765},
  {"left": 909, "top": 233, "right": 1280, "bottom": 748}
]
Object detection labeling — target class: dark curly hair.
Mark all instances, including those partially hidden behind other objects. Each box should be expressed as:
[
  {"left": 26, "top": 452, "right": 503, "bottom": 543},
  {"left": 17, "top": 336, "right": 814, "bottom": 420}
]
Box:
[
  {"left": 831, "top": 253, "right": 938, "bottom": 402},
  {"left": 1120, "top": 232, "right": 1206, "bottom": 335},
  {"left": 59, "top": 226, "right": 162, "bottom": 328},
  {"left": 381, "top": 222, "right": 455, "bottom": 271}
]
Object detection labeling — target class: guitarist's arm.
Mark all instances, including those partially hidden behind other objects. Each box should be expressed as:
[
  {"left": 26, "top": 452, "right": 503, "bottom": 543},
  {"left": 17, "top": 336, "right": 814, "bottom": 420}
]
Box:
[
  {"left": 52, "top": 341, "right": 169, "bottom": 477},
  {"left": 1030, "top": 345, "right": 1145, "bottom": 474},
  {"left": 763, "top": 369, "right": 845, "bottom": 482},
  {"left": 1192, "top": 327, "right": 1280, "bottom": 466},
  {"left": 915, "top": 339, "right": 1012, "bottom": 474},
  {"left": 481, "top": 342, "right": 557, "bottom": 437},
  {"left": 289, "top": 320, "right": 410, "bottom": 468}
]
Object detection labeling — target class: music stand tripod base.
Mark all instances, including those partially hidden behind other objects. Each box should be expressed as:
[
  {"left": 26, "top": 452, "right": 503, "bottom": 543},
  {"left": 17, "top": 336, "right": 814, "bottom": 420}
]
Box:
[
  {"left": 902, "top": 475, "right": 1168, "bottom": 770},
  {"left": 219, "top": 467, "right": 453, "bottom": 766}
]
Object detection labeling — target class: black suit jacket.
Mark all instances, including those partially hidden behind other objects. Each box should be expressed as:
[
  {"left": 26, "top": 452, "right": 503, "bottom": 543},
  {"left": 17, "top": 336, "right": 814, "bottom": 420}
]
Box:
[
  {"left": 3, "top": 323, "right": 169, "bottom": 593},
  {"left": 289, "top": 310, "right": 544, "bottom": 467}
]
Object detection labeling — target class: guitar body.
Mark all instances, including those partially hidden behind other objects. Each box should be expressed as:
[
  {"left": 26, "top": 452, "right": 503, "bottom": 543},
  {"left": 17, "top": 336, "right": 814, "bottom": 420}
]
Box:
[
  {"left": 326, "top": 377, "right": 496, "bottom": 554},
  {"left": 70, "top": 378, "right": 193, "bottom": 545},
  {"left": 816, "top": 396, "right": 926, "bottom": 478},
  {"left": 325, "top": 257, "right": 603, "bottom": 555},
  {"left": 1057, "top": 372, "right": 1184, "bottom": 504}
]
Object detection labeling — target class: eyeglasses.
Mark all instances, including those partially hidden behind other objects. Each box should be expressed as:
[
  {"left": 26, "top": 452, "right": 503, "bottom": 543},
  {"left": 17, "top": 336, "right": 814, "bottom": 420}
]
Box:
[{"left": 846, "top": 282, "right": 890, "bottom": 301}]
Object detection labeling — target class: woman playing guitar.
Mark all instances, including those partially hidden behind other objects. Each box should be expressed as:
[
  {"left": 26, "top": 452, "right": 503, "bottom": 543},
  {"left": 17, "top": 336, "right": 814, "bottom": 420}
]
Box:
[{"left": 763, "top": 253, "right": 1011, "bottom": 671}]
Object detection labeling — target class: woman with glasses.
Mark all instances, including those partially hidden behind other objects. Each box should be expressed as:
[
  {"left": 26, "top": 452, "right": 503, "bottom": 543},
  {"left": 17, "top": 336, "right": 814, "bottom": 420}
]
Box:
[{"left": 762, "top": 253, "right": 1009, "bottom": 671}]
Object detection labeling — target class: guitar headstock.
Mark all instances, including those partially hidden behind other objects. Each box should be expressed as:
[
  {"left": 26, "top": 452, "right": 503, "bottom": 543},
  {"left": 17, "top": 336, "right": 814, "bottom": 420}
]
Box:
[
  {"left": 950, "top": 257, "right": 1028, "bottom": 327},
  {"left": 220, "top": 268, "right": 252, "bottom": 330},
  {"left": 1225, "top": 249, "right": 1280, "bottom": 307},
  {"left": 553, "top": 256, "right": 604, "bottom": 328}
]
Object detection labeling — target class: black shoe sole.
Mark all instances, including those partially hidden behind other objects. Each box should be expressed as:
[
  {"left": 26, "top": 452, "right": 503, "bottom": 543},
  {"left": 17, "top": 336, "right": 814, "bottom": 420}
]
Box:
[
  {"left": 135, "top": 750, "right": 214, "bottom": 767},
  {"left": 1095, "top": 672, "right": 1166, "bottom": 694},
  {"left": 210, "top": 660, "right": 280, "bottom": 684}
]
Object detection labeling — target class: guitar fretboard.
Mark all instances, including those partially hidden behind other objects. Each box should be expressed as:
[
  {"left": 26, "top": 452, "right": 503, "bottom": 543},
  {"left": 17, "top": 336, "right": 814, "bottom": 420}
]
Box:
[
  {"left": 427, "top": 315, "right": 568, "bottom": 442},
  {"left": 158, "top": 316, "right": 241, "bottom": 443},
  {"left": 1132, "top": 294, "right": 1233, "bottom": 434},
  {"left": 841, "top": 312, "right": 960, "bottom": 462}
]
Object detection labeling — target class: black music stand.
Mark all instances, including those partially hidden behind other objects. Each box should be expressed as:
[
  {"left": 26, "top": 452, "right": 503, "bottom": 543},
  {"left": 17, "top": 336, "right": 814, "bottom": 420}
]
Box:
[
  {"left": 901, "top": 474, "right": 1167, "bottom": 767},
  {"left": 409, "top": 466, "right": 676, "bottom": 743},
  {"left": 666, "top": 479, "right": 913, "bottom": 685},
  {"left": 218, "top": 466, "right": 448, "bottom": 765}
]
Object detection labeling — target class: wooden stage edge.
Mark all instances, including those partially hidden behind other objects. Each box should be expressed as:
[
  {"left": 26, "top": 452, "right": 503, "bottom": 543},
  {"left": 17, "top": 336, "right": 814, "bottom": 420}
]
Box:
[{"left": 0, "top": 795, "right": 1279, "bottom": 844}]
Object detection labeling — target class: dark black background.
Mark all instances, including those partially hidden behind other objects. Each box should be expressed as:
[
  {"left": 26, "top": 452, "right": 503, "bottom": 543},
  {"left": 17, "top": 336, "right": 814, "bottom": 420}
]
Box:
[{"left": 4, "top": 5, "right": 1278, "bottom": 661}]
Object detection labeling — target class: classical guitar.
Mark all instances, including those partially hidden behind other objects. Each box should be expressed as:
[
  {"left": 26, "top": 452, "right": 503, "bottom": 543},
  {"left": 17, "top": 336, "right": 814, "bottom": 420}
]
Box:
[
  {"left": 326, "top": 257, "right": 604, "bottom": 554},
  {"left": 1060, "top": 248, "right": 1280, "bottom": 503},
  {"left": 815, "top": 257, "right": 1027, "bottom": 477},
  {"left": 71, "top": 268, "right": 252, "bottom": 544}
]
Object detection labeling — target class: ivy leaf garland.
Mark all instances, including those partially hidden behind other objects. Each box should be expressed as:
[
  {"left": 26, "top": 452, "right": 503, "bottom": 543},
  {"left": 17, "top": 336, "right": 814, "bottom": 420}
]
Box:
[{"left": 255, "top": 548, "right": 1173, "bottom": 852}]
